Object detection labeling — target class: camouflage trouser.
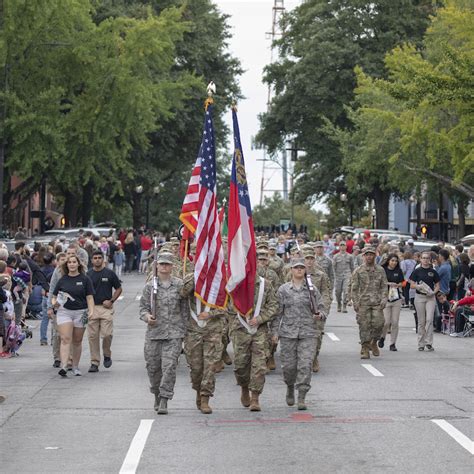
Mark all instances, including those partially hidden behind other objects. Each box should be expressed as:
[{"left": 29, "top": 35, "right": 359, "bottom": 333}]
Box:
[
  {"left": 184, "top": 324, "right": 223, "bottom": 397},
  {"left": 232, "top": 327, "right": 268, "bottom": 393},
  {"left": 280, "top": 337, "right": 317, "bottom": 394},
  {"left": 265, "top": 324, "right": 277, "bottom": 360},
  {"left": 356, "top": 305, "right": 384, "bottom": 344},
  {"left": 313, "top": 318, "right": 326, "bottom": 361},
  {"left": 335, "top": 275, "right": 351, "bottom": 305},
  {"left": 144, "top": 337, "right": 182, "bottom": 400}
]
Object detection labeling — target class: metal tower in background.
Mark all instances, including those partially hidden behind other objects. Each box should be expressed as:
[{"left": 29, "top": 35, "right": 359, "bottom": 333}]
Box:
[{"left": 258, "top": 0, "right": 291, "bottom": 206}]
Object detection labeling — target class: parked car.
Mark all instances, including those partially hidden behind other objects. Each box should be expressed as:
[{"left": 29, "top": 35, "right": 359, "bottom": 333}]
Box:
[
  {"left": 43, "top": 227, "right": 114, "bottom": 239},
  {"left": 460, "top": 234, "right": 474, "bottom": 246}
]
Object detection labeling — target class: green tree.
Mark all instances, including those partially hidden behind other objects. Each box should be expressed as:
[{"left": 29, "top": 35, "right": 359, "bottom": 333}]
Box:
[
  {"left": 341, "top": 0, "right": 473, "bottom": 234},
  {"left": 1, "top": 0, "right": 200, "bottom": 227},
  {"left": 257, "top": 0, "right": 439, "bottom": 228},
  {"left": 91, "top": 0, "right": 242, "bottom": 229}
]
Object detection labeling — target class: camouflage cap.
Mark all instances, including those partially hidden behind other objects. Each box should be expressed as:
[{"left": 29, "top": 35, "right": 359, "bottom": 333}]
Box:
[
  {"left": 303, "top": 248, "right": 315, "bottom": 258},
  {"left": 256, "top": 241, "right": 269, "bottom": 249},
  {"left": 157, "top": 252, "right": 174, "bottom": 264},
  {"left": 314, "top": 241, "right": 324, "bottom": 247},
  {"left": 361, "top": 246, "right": 376, "bottom": 255},
  {"left": 290, "top": 258, "right": 306, "bottom": 268},
  {"left": 169, "top": 237, "right": 180, "bottom": 245}
]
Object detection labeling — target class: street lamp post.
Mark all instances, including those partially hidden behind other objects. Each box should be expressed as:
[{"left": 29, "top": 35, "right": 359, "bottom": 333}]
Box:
[{"left": 136, "top": 184, "right": 163, "bottom": 231}]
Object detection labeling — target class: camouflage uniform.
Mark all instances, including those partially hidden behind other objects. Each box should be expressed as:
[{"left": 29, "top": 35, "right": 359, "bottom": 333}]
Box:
[
  {"left": 229, "top": 278, "right": 278, "bottom": 394},
  {"left": 272, "top": 280, "right": 326, "bottom": 395},
  {"left": 268, "top": 254, "right": 285, "bottom": 285},
  {"left": 139, "top": 276, "right": 188, "bottom": 400},
  {"left": 256, "top": 264, "right": 279, "bottom": 367},
  {"left": 350, "top": 262, "right": 388, "bottom": 354},
  {"left": 304, "top": 261, "right": 331, "bottom": 367},
  {"left": 180, "top": 274, "right": 224, "bottom": 398},
  {"left": 333, "top": 251, "right": 354, "bottom": 311},
  {"left": 315, "top": 254, "right": 335, "bottom": 291}
]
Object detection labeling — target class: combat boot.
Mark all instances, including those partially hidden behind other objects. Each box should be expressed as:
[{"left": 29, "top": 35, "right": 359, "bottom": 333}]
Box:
[
  {"left": 215, "top": 360, "right": 225, "bottom": 373},
  {"left": 222, "top": 350, "right": 232, "bottom": 366},
  {"left": 200, "top": 396, "right": 212, "bottom": 414},
  {"left": 360, "top": 343, "right": 370, "bottom": 359},
  {"left": 337, "top": 303, "right": 342, "bottom": 312},
  {"left": 312, "top": 358, "right": 320, "bottom": 373},
  {"left": 342, "top": 304, "right": 348, "bottom": 313},
  {"left": 286, "top": 385, "right": 295, "bottom": 406},
  {"left": 297, "top": 392, "right": 307, "bottom": 411},
  {"left": 240, "top": 387, "right": 250, "bottom": 407},
  {"left": 154, "top": 393, "right": 160, "bottom": 412},
  {"left": 371, "top": 339, "right": 380, "bottom": 356},
  {"left": 157, "top": 397, "right": 168, "bottom": 415},
  {"left": 267, "top": 355, "right": 276, "bottom": 371},
  {"left": 195, "top": 391, "right": 201, "bottom": 410},
  {"left": 249, "top": 392, "right": 261, "bottom": 412}
]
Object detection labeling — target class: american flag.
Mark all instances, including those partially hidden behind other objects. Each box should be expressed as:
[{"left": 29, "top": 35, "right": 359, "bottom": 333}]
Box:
[
  {"left": 179, "top": 157, "right": 200, "bottom": 233},
  {"left": 182, "top": 103, "right": 227, "bottom": 309},
  {"left": 226, "top": 107, "right": 256, "bottom": 315}
]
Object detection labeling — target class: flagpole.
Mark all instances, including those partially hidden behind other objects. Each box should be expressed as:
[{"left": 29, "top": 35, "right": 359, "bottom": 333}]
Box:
[{"left": 183, "top": 238, "right": 188, "bottom": 278}]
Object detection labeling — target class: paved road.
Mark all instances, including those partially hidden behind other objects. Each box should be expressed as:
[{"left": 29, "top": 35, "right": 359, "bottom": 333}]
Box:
[{"left": 1, "top": 274, "right": 473, "bottom": 473}]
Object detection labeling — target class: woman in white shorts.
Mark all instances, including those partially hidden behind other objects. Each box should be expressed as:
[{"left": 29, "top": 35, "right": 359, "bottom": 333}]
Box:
[{"left": 52, "top": 255, "right": 95, "bottom": 377}]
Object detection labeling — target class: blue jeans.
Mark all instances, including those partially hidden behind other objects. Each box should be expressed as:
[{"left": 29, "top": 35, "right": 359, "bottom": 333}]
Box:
[{"left": 40, "top": 296, "right": 49, "bottom": 342}]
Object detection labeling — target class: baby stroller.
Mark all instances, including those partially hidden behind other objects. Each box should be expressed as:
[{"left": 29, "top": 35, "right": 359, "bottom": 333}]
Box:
[{"left": 5, "top": 320, "right": 26, "bottom": 356}]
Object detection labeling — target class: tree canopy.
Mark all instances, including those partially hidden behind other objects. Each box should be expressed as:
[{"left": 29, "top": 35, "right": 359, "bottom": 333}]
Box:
[
  {"left": 1, "top": 0, "right": 242, "bottom": 230},
  {"left": 257, "top": 0, "right": 441, "bottom": 228}
]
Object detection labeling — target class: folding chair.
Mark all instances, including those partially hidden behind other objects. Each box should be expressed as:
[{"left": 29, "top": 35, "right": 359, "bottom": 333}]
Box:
[
  {"left": 462, "top": 307, "right": 474, "bottom": 337},
  {"left": 442, "top": 311, "right": 455, "bottom": 335}
]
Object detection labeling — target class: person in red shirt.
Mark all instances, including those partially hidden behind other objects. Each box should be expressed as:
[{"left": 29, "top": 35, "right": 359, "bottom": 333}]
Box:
[
  {"left": 363, "top": 230, "right": 371, "bottom": 243},
  {"left": 346, "top": 235, "right": 355, "bottom": 254},
  {"left": 450, "top": 287, "right": 474, "bottom": 337},
  {"left": 139, "top": 233, "right": 153, "bottom": 274}
]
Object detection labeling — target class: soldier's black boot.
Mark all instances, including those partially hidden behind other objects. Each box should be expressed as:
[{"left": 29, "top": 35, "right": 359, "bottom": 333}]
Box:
[
  {"left": 157, "top": 397, "right": 168, "bottom": 415},
  {"left": 297, "top": 392, "right": 307, "bottom": 411},
  {"left": 286, "top": 385, "right": 295, "bottom": 406}
]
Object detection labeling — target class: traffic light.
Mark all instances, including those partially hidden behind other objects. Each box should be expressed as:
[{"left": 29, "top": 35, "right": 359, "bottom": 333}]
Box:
[{"left": 421, "top": 225, "right": 428, "bottom": 235}]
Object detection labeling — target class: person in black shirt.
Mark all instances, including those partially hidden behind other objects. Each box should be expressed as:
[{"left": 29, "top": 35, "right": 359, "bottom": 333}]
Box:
[
  {"left": 409, "top": 252, "right": 440, "bottom": 352},
  {"left": 379, "top": 254, "right": 405, "bottom": 352},
  {"left": 52, "top": 255, "right": 95, "bottom": 377},
  {"left": 86, "top": 251, "right": 122, "bottom": 373}
]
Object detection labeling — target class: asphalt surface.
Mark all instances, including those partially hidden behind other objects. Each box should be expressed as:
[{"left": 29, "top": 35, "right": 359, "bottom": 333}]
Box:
[{"left": 1, "top": 273, "right": 473, "bottom": 473}]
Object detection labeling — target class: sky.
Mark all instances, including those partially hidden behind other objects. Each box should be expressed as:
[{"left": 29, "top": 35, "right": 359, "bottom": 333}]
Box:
[{"left": 214, "top": 0, "right": 302, "bottom": 208}]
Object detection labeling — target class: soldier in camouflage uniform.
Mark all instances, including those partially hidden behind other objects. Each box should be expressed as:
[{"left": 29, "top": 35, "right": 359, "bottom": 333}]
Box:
[
  {"left": 333, "top": 241, "right": 354, "bottom": 313},
  {"left": 272, "top": 258, "right": 327, "bottom": 410},
  {"left": 314, "top": 241, "right": 335, "bottom": 292},
  {"left": 350, "top": 247, "right": 388, "bottom": 359},
  {"left": 139, "top": 253, "right": 188, "bottom": 415},
  {"left": 352, "top": 246, "right": 363, "bottom": 268},
  {"left": 230, "top": 276, "right": 278, "bottom": 411},
  {"left": 256, "top": 250, "right": 280, "bottom": 371},
  {"left": 302, "top": 248, "right": 331, "bottom": 373},
  {"left": 180, "top": 273, "right": 224, "bottom": 414},
  {"left": 268, "top": 242, "right": 285, "bottom": 284}
]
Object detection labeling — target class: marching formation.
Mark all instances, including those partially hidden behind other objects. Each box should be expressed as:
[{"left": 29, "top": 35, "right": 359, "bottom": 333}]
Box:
[{"left": 139, "top": 231, "right": 467, "bottom": 416}]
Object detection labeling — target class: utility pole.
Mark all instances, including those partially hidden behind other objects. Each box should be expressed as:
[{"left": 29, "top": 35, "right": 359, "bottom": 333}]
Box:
[{"left": 260, "top": 0, "right": 288, "bottom": 204}]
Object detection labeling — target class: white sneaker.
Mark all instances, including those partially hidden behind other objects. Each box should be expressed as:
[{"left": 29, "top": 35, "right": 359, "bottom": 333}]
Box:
[
  {"left": 449, "top": 332, "right": 463, "bottom": 337},
  {"left": 73, "top": 368, "right": 82, "bottom": 376}
]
